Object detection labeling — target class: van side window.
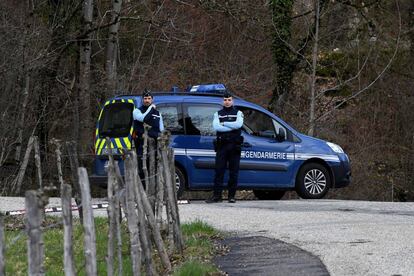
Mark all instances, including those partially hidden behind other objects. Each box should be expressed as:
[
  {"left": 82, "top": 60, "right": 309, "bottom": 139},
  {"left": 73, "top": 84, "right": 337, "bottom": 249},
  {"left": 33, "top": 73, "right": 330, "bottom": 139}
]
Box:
[
  {"left": 238, "top": 107, "right": 279, "bottom": 139},
  {"left": 185, "top": 105, "right": 221, "bottom": 136},
  {"left": 272, "top": 119, "right": 288, "bottom": 140},
  {"left": 157, "top": 104, "right": 184, "bottom": 135}
]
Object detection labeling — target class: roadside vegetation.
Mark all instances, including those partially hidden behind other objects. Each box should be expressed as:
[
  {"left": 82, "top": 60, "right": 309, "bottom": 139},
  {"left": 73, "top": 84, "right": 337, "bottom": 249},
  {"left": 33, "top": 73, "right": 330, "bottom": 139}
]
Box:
[{"left": 3, "top": 216, "right": 223, "bottom": 275}]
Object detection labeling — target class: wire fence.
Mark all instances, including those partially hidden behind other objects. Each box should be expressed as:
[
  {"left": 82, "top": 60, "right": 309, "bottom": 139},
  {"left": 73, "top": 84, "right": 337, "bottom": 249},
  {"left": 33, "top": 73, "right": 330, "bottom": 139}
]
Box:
[{"left": 0, "top": 129, "right": 183, "bottom": 275}]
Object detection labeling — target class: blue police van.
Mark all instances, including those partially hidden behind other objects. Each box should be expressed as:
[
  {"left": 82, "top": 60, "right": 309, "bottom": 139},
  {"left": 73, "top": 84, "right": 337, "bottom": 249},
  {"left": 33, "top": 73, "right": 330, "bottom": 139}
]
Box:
[{"left": 92, "top": 84, "right": 351, "bottom": 199}]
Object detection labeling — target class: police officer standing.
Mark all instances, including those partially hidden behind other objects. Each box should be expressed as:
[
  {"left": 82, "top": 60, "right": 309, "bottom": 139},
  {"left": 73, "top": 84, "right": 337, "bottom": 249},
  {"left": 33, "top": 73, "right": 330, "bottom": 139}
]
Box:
[
  {"left": 133, "top": 89, "right": 164, "bottom": 182},
  {"left": 207, "top": 92, "right": 244, "bottom": 203}
]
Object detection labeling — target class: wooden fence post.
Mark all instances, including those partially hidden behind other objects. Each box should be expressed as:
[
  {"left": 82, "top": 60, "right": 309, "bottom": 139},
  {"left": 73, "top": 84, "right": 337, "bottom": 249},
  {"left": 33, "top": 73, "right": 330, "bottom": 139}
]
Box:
[
  {"left": 155, "top": 142, "right": 165, "bottom": 230},
  {"left": 115, "top": 191, "right": 123, "bottom": 276},
  {"left": 114, "top": 164, "right": 128, "bottom": 218},
  {"left": 25, "top": 190, "right": 45, "bottom": 275},
  {"left": 78, "top": 168, "right": 97, "bottom": 276},
  {"left": 130, "top": 151, "right": 157, "bottom": 276},
  {"left": 130, "top": 150, "right": 171, "bottom": 272},
  {"left": 148, "top": 137, "right": 156, "bottom": 211},
  {"left": 105, "top": 138, "right": 123, "bottom": 275},
  {"left": 142, "top": 125, "right": 150, "bottom": 192},
  {"left": 164, "top": 191, "right": 174, "bottom": 252},
  {"left": 106, "top": 140, "right": 116, "bottom": 276},
  {"left": 61, "top": 184, "right": 75, "bottom": 276},
  {"left": 51, "top": 139, "right": 76, "bottom": 275},
  {"left": 13, "top": 136, "right": 35, "bottom": 194},
  {"left": 159, "top": 132, "right": 183, "bottom": 253},
  {"left": 52, "top": 140, "right": 64, "bottom": 186},
  {"left": 124, "top": 154, "right": 142, "bottom": 274},
  {"left": 168, "top": 147, "right": 183, "bottom": 248},
  {"left": 0, "top": 215, "right": 5, "bottom": 276},
  {"left": 33, "top": 136, "right": 43, "bottom": 189},
  {"left": 66, "top": 141, "right": 83, "bottom": 223}
]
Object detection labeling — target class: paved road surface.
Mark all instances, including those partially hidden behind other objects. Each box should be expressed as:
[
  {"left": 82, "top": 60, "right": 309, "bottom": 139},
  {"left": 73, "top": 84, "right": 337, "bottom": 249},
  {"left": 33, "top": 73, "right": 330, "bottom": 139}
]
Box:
[
  {"left": 179, "top": 200, "right": 414, "bottom": 276},
  {"left": 214, "top": 236, "right": 329, "bottom": 276}
]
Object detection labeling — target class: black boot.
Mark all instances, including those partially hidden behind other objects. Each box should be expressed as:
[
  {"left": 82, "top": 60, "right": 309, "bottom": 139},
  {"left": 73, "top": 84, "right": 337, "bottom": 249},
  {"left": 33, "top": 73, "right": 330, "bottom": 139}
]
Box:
[{"left": 205, "top": 195, "right": 222, "bottom": 203}]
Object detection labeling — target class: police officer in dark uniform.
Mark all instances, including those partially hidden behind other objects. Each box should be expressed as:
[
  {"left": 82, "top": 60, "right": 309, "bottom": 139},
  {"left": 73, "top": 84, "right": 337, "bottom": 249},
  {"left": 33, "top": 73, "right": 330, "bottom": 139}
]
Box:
[
  {"left": 133, "top": 89, "right": 164, "bottom": 182},
  {"left": 207, "top": 92, "right": 244, "bottom": 203}
]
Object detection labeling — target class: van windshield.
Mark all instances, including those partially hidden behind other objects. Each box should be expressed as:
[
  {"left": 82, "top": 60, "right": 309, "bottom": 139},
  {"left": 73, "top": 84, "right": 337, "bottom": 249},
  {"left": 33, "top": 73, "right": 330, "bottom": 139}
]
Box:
[{"left": 99, "top": 102, "right": 134, "bottom": 138}]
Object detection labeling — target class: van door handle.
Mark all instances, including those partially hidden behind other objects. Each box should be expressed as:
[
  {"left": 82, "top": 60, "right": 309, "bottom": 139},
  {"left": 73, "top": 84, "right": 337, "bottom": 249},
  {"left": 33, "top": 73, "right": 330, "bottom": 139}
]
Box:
[{"left": 242, "top": 142, "right": 252, "bottom": 148}]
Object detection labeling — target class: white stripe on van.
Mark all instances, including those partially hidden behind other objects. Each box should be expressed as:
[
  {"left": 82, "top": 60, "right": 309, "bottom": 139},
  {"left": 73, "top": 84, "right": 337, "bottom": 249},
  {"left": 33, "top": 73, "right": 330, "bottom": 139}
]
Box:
[
  {"left": 178, "top": 148, "right": 340, "bottom": 162},
  {"left": 186, "top": 149, "right": 216, "bottom": 157},
  {"left": 295, "top": 153, "right": 340, "bottom": 162},
  {"left": 173, "top": 148, "right": 186, "bottom": 156},
  {"left": 218, "top": 115, "right": 238, "bottom": 118}
]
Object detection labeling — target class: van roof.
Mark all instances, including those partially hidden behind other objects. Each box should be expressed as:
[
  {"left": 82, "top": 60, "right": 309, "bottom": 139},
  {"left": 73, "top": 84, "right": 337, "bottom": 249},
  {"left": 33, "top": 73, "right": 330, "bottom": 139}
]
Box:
[
  {"left": 114, "top": 91, "right": 238, "bottom": 98},
  {"left": 109, "top": 93, "right": 250, "bottom": 106}
]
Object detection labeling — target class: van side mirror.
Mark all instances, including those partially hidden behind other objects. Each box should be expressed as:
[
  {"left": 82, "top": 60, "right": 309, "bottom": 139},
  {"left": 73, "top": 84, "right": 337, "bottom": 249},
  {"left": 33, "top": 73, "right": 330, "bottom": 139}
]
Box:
[{"left": 276, "top": 128, "right": 286, "bottom": 142}]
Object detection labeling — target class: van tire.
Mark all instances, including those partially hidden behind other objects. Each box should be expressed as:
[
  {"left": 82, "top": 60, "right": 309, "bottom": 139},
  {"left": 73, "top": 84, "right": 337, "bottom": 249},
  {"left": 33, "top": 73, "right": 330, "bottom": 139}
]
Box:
[
  {"left": 253, "top": 190, "right": 286, "bottom": 200},
  {"left": 296, "top": 163, "right": 330, "bottom": 199},
  {"left": 175, "top": 166, "right": 186, "bottom": 199}
]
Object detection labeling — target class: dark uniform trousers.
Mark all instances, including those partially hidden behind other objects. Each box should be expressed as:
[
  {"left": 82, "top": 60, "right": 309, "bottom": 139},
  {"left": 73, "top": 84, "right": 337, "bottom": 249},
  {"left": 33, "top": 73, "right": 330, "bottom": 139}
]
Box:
[{"left": 213, "top": 141, "right": 241, "bottom": 199}]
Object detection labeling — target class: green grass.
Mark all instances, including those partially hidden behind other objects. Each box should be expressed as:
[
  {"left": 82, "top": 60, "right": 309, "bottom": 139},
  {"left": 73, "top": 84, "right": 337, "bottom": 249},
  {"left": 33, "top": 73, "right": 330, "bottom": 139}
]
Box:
[
  {"left": 175, "top": 219, "right": 221, "bottom": 276},
  {"left": 3, "top": 216, "right": 221, "bottom": 275},
  {"left": 173, "top": 260, "right": 218, "bottom": 276},
  {"left": 5, "top": 217, "right": 132, "bottom": 275}
]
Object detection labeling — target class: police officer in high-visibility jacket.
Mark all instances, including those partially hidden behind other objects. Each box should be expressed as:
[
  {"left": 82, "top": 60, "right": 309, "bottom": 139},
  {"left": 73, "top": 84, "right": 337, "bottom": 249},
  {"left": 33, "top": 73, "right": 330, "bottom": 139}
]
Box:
[
  {"left": 133, "top": 89, "right": 164, "bottom": 183},
  {"left": 207, "top": 92, "right": 244, "bottom": 203}
]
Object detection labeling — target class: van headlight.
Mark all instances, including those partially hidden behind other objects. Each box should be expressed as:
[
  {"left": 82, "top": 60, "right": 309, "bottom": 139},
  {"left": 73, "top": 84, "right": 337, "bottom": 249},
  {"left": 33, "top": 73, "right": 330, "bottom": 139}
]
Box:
[{"left": 327, "top": 142, "right": 344, "bottom": 153}]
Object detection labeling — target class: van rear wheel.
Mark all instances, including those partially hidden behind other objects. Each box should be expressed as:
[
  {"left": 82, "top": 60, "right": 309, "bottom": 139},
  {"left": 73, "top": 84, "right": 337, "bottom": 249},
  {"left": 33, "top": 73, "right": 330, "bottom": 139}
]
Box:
[
  {"left": 296, "top": 163, "right": 330, "bottom": 199},
  {"left": 175, "top": 166, "right": 185, "bottom": 199},
  {"left": 253, "top": 190, "right": 286, "bottom": 200}
]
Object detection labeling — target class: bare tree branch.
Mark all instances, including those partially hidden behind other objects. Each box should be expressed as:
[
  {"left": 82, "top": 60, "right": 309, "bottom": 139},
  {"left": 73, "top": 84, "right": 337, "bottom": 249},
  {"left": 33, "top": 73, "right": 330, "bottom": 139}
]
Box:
[{"left": 316, "top": 0, "right": 402, "bottom": 122}]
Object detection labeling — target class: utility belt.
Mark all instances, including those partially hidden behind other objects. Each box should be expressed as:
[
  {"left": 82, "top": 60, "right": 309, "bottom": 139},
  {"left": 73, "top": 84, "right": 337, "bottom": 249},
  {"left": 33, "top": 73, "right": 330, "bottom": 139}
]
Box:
[{"left": 213, "top": 135, "right": 243, "bottom": 152}]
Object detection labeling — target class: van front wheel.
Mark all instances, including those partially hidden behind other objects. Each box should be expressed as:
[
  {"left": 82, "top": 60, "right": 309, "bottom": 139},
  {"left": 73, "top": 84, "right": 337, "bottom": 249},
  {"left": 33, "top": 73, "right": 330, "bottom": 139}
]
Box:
[
  {"left": 175, "top": 166, "right": 186, "bottom": 199},
  {"left": 296, "top": 163, "right": 330, "bottom": 199}
]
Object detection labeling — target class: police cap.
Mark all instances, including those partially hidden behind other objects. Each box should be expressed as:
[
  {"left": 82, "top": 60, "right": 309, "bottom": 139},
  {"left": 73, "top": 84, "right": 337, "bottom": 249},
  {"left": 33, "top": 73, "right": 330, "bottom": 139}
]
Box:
[
  {"left": 223, "top": 91, "right": 233, "bottom": 98},
  {"left": 142, "top": 88, "right": 153, "bottom": 98}
]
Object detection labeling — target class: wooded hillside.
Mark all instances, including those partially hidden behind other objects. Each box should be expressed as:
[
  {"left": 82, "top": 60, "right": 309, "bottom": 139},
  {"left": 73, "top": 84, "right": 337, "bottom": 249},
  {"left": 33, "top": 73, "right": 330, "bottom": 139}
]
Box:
[{"left": 0, "top": 0, "right": 413, "bottom": 201}]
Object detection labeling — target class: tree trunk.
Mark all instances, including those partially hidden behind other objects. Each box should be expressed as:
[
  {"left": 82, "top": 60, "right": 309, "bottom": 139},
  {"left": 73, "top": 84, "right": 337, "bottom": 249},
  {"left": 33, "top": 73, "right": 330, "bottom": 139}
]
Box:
[
  {"left": 15, "top": 0, "right": 34, "bottom": 163},
  {"left": 106, "top": 0, "right": 123, "bottom": 93},
  {"left": 13, "top": 136, "right": 35, "bottom": 194},
  {"left": 15, "top": 75, "right": 30, "bottom": 163},
  {"left": 33, "top": 136, "right": 43, "bottom": 189},
  {"left": 0, "top": 215, "right": 4, "bottom": 276},
  {"left": 308, "top": 0, "right": 321, "bottom": 137},
  {"left": 269, "top": 0, "right": 295, "bottom": 114},
  {"left": 409, "top": 4, "right": 414, "bottom": 55},
  {"left": 79, "top": 0, "right": 94, "bottom": 154}
]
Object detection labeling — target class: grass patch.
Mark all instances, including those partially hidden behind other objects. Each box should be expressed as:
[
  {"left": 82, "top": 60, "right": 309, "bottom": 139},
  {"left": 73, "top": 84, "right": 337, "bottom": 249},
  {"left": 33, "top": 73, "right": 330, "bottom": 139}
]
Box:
[
  {"left": 173, "top": 260, "right": 217, "bottom": 276},
  {"left": 175, "top": 219, "right": 222, "bottom": 276},
  {"left": 181, "top": 219, "right": 219, "bottom": 237},
  {"left": 3, "top": 216, "right": 222, "bottom": 275}
]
